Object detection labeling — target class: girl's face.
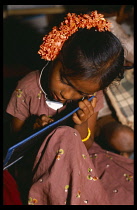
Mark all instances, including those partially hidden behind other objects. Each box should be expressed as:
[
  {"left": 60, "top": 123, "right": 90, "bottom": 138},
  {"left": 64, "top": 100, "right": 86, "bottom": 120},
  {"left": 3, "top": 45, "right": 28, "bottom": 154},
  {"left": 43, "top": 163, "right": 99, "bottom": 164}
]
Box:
[{"left": 48, "top": 60, "right": 100, "bottom": 104}]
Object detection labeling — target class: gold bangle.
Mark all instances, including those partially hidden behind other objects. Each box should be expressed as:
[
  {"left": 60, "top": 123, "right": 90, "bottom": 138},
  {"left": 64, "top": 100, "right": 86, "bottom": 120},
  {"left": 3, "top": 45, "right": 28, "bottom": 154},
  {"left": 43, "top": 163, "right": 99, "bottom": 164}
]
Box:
[{"left": 82, "top": 128, "right": 91, "bottom": 142}]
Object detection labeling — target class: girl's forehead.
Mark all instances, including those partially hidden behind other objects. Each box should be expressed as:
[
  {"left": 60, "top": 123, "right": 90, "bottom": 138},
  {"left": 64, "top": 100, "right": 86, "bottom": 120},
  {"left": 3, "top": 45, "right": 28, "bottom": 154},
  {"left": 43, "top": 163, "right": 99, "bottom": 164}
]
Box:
[
  {"left": 54, "top": 59, "right": 100, "bottom": 94},
  {"left": 68, "top": 77, "right": 100, "bottom": 95}
]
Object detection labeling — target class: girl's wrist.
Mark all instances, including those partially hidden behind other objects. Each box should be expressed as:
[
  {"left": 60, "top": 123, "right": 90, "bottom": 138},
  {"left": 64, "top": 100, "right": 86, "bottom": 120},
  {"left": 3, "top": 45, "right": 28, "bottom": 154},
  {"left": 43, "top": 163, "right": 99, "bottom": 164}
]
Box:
[
  {"left": 74, "top": 122, "right": 94, "bottom": 149},
  {"left": 74, "top": 121, "right": 88, "bottom": 140},
  {"left": 82, "top": 128, "right": 91, "bottom": 142}
]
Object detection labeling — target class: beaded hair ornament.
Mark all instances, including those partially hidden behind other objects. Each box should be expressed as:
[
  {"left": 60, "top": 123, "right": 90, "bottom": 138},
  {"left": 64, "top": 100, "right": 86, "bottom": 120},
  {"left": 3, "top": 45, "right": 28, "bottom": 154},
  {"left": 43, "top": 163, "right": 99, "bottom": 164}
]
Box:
[{"left": 38, "top": 10, "right": 111, "bottom": 61}]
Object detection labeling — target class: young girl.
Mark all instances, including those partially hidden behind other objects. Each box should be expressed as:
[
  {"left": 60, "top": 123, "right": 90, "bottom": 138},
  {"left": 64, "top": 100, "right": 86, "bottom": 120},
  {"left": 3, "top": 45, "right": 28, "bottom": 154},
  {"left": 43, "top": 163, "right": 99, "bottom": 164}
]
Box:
[{"left": 6, "top": 11, "right": 133, "bottom": 205}]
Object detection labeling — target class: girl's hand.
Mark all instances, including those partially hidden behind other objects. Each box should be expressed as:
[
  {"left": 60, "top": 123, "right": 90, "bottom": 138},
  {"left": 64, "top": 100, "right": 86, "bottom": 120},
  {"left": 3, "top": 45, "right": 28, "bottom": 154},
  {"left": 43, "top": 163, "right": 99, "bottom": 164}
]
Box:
[
  {"left": 72, "top": 97, "right": 96, "bottom": 125},
  {"left": 33, "top": 114, "right": 54, "bottom": 129}
]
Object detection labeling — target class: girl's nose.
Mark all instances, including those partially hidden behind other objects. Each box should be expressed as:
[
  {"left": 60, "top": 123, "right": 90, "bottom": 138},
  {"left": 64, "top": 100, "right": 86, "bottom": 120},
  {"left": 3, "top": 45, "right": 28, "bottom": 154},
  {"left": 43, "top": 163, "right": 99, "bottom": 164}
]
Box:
[{"left": 60, "top": 87, "right": 76, "bottom": 100}]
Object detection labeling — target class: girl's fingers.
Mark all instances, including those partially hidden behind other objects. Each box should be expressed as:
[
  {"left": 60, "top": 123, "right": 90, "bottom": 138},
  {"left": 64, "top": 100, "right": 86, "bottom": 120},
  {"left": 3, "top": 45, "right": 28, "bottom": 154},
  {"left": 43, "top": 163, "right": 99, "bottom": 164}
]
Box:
[
  {"left": 72, "top": 113, "right": 83, "bottom": 125},
  {"left": 78, "top": 99, "right": 94, "bottom": 116},
  {"left": 33, "top": 122, "right": 41, "bottom": 129},
  {"left": 91, "top": 97, "right": 97, "bottom": 108},
  {"left": 40, "top": 114, "right": 50, "bottom": 122},
  {"left": 40, "top": 115, "right": 53, "bottom": 123},
  {"left": 72, "top": 98, "right": 96, "bottom": 125},
  {"left": 34, "top": 114, "right": 53, "bottom": 128},
  {"left": 35, "top": 118, "right": 48, "bottom": 127}
]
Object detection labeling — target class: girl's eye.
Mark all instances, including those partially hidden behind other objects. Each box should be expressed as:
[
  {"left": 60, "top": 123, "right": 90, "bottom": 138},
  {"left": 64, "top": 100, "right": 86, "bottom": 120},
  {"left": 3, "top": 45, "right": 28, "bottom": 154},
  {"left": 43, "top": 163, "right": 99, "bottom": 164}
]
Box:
[
  {"left": 60, "top": 74, "right": 68, "bottom": 85},
  {"left": 78, "top": 92, "right": 91, "bottom": 97},
  {"left": 78, "top": 91, "right": 86, "bottom": 97}
]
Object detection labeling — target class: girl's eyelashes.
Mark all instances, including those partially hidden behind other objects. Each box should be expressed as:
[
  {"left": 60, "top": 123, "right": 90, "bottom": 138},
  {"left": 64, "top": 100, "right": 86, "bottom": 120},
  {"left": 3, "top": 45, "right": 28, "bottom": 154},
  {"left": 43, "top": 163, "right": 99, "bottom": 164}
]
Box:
[
  {"left": 60, "top": 74, "right": 68, "bottom": 85},
  {"left": 77, "top": 91, "right": 92, "bottom": 97}
]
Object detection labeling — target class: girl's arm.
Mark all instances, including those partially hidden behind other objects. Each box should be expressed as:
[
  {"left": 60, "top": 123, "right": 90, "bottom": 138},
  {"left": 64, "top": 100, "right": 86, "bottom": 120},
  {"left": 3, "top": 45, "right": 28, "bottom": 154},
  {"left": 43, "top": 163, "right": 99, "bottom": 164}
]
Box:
[
  {"left": 9, "top": 117, "right": 26, "bottom": 144},
  {"left": 11, "top": 117, "right": 25, "bottom": 133},
  {"left": 10, "top": 115, "right": 54, "bottom": 140},
  {"left": 74, "top": 112, "right": 98, "bottom": 149},
  {"left": 73, "top": 97, "right": 98, "bottom": 149}
]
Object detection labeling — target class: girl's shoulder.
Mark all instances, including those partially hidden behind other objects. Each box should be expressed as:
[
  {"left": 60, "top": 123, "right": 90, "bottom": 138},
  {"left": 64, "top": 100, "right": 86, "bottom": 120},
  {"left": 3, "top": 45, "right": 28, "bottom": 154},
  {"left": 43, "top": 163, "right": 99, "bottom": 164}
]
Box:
[{"left": 17, "top": 70, "right": 41, "bottom": 94}]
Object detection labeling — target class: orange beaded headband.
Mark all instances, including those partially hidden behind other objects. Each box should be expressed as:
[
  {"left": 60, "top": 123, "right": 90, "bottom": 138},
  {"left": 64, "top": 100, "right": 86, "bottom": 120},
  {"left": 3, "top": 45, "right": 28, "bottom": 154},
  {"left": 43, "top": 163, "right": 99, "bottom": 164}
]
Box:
[{"left": 38, "top": 11, "right": 111, "bottom": 61}]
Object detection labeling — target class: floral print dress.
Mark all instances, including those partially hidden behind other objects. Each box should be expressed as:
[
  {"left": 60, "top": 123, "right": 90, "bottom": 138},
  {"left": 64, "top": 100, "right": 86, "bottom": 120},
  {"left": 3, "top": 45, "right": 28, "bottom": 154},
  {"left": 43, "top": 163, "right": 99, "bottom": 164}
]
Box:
[
  {"left": 28, "top": 126, "right": 133, "bottom": 205},
  {"left": 6, "top": 70, "right": 133, "bottom": 205}
]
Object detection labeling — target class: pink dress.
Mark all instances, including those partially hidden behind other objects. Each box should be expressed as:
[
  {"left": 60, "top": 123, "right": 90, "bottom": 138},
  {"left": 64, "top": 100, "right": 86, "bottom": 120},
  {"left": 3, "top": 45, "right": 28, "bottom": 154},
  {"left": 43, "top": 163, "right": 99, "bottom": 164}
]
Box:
[{"left": 6, "top": 70, "right": 134, "bottom": 205}]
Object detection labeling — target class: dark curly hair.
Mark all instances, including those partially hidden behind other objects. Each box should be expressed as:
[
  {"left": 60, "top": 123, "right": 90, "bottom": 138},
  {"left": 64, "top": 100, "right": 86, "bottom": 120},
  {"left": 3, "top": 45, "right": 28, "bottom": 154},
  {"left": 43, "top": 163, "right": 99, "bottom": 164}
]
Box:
[{"left": 58, "top": 28, "right": 124, "bottom": 90}]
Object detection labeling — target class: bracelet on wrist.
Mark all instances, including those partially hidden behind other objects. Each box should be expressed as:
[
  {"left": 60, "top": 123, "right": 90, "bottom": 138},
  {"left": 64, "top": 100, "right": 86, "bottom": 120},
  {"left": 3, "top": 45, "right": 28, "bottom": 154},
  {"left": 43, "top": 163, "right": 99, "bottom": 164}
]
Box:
[{"left": 82, "top": 128, "right": 91, "bottom": 142}]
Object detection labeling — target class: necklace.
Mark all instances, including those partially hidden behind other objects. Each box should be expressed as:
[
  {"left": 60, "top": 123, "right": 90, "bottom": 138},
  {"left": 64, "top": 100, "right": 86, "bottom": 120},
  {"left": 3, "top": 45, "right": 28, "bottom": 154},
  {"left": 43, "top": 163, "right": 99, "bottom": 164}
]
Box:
[
  {"left": 39, "top": 62, "right": 63, "bottom": 110},
  {"left": 39, "top": 61, "right": 49, "bottom": 98}
]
